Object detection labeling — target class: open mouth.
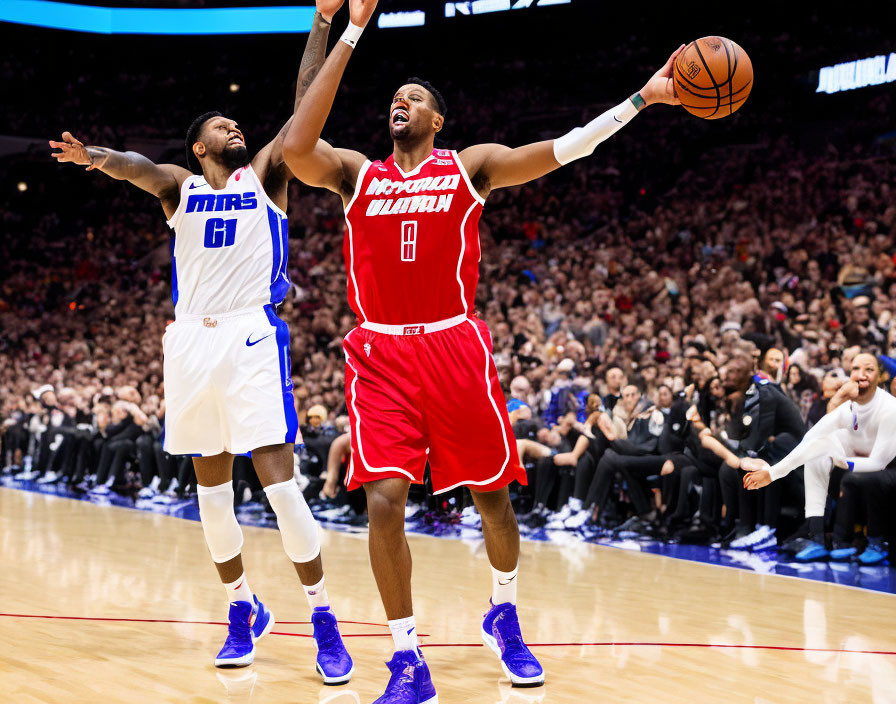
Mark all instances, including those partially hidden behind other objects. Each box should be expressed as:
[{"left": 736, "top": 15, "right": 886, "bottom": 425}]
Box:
[
  {"left": 391, "top": 108, "right": 409, "bottom": 125},
  {"left": 228, "top": 135, "right": 244, "bottom": 146}
]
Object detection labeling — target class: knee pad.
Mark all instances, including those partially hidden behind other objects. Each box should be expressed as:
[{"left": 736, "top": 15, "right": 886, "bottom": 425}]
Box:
[
  {"left": 197, "top": 481, "right": 243, "bottom": 563},
  {"left": 264, "top": 479, "right": 321, "bottom": 564}
]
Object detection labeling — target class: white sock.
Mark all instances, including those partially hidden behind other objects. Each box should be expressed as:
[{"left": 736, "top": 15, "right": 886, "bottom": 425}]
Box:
[
  {"left": 224, "top": 573, "right": 253, "bottom": 604},
  {"left": 303, "top": 576, "right": 330, "bottom": 610},
  {"left": 492, "top": 565, "right": 518, "bottom": 605},
  {"left": 388, "top": 615, "right": 418, "bottom": 653}
]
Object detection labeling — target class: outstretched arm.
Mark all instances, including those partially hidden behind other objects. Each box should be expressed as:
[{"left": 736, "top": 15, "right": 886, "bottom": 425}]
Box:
[
  {"left": 253, "top": 0, "right": 344, "bottom": 204},
  {"left": 460, "top": 46, "right": 684, "bottom": 199},
  {"left": 282, "top": 0, "right": 378, "bottom": 203},
  {"left": 49, "top": 131, "right": 190, "bottom": 219}
]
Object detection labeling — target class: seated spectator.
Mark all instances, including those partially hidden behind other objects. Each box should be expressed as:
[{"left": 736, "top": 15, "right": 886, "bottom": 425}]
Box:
[{"left": 743, "top": 353, "right": 896, "bottom": 562}]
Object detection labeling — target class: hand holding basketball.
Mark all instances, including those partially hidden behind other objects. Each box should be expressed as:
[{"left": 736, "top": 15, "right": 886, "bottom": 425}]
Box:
[
  {"left": 640, "top": 45, "right": 686, "bottom": 106},
  {"left": 49, "top": 131, "right": 94, "bottom": 168},
  {"left": 348, "top": 0, "right": 378, "bottom": 27}
]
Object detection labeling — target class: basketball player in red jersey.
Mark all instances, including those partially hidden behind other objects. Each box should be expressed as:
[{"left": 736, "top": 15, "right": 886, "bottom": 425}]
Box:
[{"left": 284, "top": 2, "right": 683, "bottom": 701}]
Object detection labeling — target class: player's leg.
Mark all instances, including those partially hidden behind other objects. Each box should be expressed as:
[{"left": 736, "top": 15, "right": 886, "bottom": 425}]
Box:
[
  {"left": 193, "top": 452, "right": 271, "bottom": 668},
  {"left": 470, "top": 486, "right": 545, "bottom": 687},
  {"left": 363, "top": 476, "right": 438, "bottom": 704},
  {"left": 342, "top": 329, "right": 435, "bottom": 703},
  {"left": 794, "top": 434, "right": 850, "bottom": 561},
  {"left": 251, "top": 442, "right": 353, "bottom": 685},
  {"left": 422, "top": 320, "right": 543, "bottom": 688}
]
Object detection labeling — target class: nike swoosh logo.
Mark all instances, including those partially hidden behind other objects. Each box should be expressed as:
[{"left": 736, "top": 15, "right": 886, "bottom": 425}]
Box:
[
  {"left": 189, "top": 182, "right": 208, "bottom": 189},
  {"left": 246, "top": 333, "right": 274, "bottom": 347},
  {"left": 613, "top": 116, "right": 623, "bottom": 123}
]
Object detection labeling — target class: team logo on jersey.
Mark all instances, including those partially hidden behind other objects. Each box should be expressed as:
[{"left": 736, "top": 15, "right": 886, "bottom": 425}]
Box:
[
  {"left": 185, "top": 191, "right": 258, "bottom": 214},
  {"left": 402, "top": 325, "right": 423, "bottom": 335},
  {"left": 363, "top": 342, "right": 371, "bottom": 357},
  {"left": 366, "top": 174, "right": 460, "bottom": 197},
  {"left": 203, "top": 317, "right": 218, "bottom": 328}
]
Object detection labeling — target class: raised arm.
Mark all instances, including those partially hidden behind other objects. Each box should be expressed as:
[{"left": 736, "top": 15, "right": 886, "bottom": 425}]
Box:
[
  {"left": 252, "top": 0, "right": 344, "bottom": 204},
  {"left": 282, "top": 0, "right": 378, "bottom": 203},
  {"left": 460, "top": 45, "right": 684, "bottom": 200},
  {"left": 49, "top": 131, "right": 190, "bottom": 219}
]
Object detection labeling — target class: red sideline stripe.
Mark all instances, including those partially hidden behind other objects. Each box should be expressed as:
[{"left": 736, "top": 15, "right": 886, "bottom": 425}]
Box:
[
  {"left": 2, "top": 614, "right": 893, "bottom": 656},
  {"left": 419, "top": 642, "right": 896, "bottom": 656}
]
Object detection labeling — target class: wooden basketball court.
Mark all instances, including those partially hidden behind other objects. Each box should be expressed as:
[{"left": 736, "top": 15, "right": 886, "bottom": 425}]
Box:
[{"left": 3, "top": 486, "right": 895, "bottom": 703}]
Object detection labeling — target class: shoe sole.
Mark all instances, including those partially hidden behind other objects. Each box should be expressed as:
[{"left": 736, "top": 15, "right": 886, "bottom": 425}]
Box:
[
  {"left": 794, "top": 553, "right": 829, "bottom": 563},
  {"left": 316, "top": 662, "right": 354, "bottom": 686},
  {"left": 215, "top": 648, "right": 255, "bottom": 668},
  {"left": 481, "top": 628, "right": 545, "bottom": 687}
]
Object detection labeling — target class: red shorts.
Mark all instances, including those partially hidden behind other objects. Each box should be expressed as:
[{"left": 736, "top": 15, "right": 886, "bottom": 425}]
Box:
[{"left": 342, "top": 316, "right": 526, "bottom": 494}]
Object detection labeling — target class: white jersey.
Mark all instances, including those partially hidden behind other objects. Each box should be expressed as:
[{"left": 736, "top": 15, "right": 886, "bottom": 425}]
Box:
[
  {"left": 768, "top": 387, "right": 896, "bottom": 480},
  {"left": 166, "top": 165, "right": 290, "bottom": 317}
]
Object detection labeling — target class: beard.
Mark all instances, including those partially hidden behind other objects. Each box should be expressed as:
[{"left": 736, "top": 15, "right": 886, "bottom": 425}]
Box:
[{"left": 222, "top": 144, "right": 249, "bottom": 169}]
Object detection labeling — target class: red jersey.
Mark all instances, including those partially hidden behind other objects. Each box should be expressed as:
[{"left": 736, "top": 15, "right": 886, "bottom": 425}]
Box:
[{"left": 344, "top": 149, "right": 484, "bottom": 325}]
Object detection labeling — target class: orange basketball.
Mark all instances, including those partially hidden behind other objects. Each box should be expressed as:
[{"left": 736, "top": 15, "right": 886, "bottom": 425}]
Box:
[{"left": 673, "top": 36, "right": 753, "bottom": 119}]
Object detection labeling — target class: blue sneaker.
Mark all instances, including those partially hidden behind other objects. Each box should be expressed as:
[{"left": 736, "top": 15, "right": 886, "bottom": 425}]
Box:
[
  {"left": 794, "top": 540, "right": 829, "bottom": 563},
  {"left": 311, "top": 607, "right": 353, "bottom": 685},
  {"left": 215, "top": 597, "right": 275, "bottom": 668},
  {"left": 858, "top": 539, "right": 889, "bottom": 566},
  {"left": 250, "top": 595, "right": 274, "bottom": 640},
  {"left": 482, "top": 601, "right": 545, "bottom": 687},
  {"left": 829, "top": 546, "right": 858, "bottom": 561},
  {"left": 372, "top": 649, "right": 437, "bottom": 704}
]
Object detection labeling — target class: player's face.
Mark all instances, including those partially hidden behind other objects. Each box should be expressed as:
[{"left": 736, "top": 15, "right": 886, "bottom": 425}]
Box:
[
  {"left": 389, "top": 84, "right": 441, "bottom": 142},
  {"left": 850, "top": 353, "right": 879, "bottom": 401},
  {"left": 200, "top": 116, "right": 248, "bottom": 168}
]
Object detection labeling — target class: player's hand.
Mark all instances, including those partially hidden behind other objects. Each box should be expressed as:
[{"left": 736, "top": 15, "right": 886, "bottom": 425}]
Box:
[
  {"left": 660, "top": 459, "right": 675, "bottom": 476},
  {"left": 742, "top": 457, "right": 772, "bottom": 489},
  {"left": 348, "top": 0, "right": 378, "bottom": 27},
  {"left": 840, "top": 381, "right": 860, "bottom": 400},
  {"left": 640, "top": 45, "right": 686, "bottom": 107},
  {"left": 316, "top": 0, "right": 344, "bottom": 23},
  {"left": 49, "top": 131, "right": 94, "bottom": 169}
]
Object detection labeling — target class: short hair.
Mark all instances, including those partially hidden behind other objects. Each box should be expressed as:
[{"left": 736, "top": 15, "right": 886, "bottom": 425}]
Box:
[
  {"left": 185, "top": 111, "right": 223, "bottom": 173},
  {"left": 406, "top": 77, "right": 447, "bottom": 117}
]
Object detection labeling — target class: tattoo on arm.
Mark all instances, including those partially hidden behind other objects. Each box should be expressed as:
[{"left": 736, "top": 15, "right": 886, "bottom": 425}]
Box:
[
  {"left": 85, "top": 147, "right": 142, "bottom": 179},
  {"left": 294, "top": 12, "right": 331, "bottom": 112}
]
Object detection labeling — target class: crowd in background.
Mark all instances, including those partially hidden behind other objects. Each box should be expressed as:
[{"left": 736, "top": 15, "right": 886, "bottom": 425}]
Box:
[{"left": 2, "top": 15, "right": 896, "bottom": 562}]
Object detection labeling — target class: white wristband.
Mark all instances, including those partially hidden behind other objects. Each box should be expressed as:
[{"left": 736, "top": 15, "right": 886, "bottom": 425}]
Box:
[
  {"left": 340, "top": 22, "right": 364, "bottom": 48},
  {"left": 552, "top": 99, "right": 639, "bottom": 166}
]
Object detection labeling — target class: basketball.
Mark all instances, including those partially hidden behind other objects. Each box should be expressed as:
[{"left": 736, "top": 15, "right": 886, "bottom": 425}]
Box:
[{"left": 674, "top": 36, "right": 753, "bottom": 119}]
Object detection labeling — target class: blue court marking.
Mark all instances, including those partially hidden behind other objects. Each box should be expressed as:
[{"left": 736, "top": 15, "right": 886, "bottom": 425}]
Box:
[
  {"left": 0, "top": 1, "right": 316, "bottom": 35},
  {"left": 3, "top": 476, "right": 894, "bottom": 595}
]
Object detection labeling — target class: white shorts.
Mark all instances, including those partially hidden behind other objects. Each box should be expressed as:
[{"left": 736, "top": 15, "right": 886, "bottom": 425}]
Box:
[{"left": 163, "top": 305, "right": 300, "bottom": 456}]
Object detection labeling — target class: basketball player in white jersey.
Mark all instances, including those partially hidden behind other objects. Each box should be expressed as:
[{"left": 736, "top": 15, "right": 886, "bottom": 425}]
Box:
[
  {"left": 48, "top": 0, "right": 354, "bottom": 682},
  {"left": 743, "top": 353, "right": 896, "bottom": 560}
]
